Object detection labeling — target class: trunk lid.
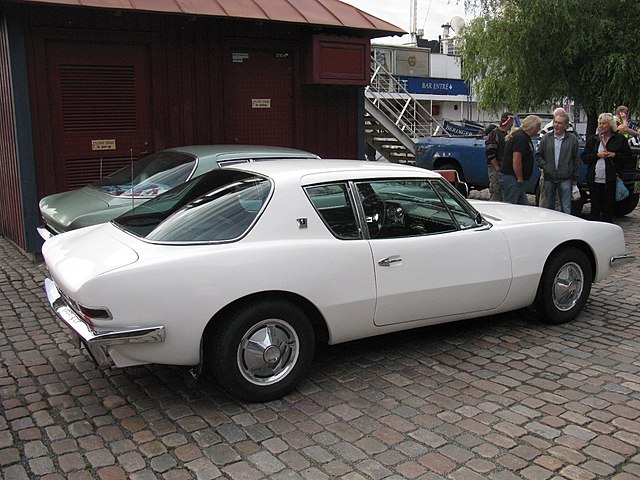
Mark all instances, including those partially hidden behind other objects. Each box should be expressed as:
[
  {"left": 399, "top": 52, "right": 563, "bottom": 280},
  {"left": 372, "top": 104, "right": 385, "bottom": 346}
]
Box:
[{"left": 42, "top": 224, "right": 139, "bottom": 292}]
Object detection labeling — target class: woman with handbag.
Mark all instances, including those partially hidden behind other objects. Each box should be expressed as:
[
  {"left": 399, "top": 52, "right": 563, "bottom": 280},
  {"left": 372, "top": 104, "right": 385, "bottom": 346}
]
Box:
[{"left": 582, "top": 113, "right": 632, "bottom": 222}]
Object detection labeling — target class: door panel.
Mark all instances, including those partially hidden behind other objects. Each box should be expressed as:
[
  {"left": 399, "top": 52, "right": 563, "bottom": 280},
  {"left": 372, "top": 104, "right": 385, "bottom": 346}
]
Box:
[
  {"left": 46, "top": 41, "right": 152, "bottom": 191},
  {"left": 371, "top": 230, "right": 512, "bottom": 326},
  {"left": 223, "top": 44, "right": 294, "bottom": 146},
  {"left": 352, "top": 178, "right": 512, "bottom": 327}
]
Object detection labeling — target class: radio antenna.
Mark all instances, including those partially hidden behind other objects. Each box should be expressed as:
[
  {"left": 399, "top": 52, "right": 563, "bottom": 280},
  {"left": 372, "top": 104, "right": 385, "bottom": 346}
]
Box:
[{"left": 130, "top": 148, "right": 134, "bottom": 210}]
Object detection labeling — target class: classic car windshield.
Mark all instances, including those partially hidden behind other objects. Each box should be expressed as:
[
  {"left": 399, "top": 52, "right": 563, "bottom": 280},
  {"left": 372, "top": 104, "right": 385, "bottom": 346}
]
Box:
[
  {"left": 91, "top": 151, "right": 197, "bottom": 198},
  {"left": 113, "top": 170, "right": 270, "bottom": 242}
]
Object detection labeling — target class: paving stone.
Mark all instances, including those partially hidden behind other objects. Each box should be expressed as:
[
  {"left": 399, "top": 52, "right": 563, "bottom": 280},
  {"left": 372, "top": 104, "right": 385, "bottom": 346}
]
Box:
[
  {"left": 205, "top": 444, "right": 241, "bottom": 465},
  {"left": 86, "top": 448, "right": 116, "bottom": 468},
  {"left": 149, "top": 452, "right": 177, "bottom": 473},
  {"left": 0, "top": 447, "right": 20, "bottom": 466},
  {"left": 29, "top": 456, "right": 56, "bottom": 476},
  {"left": 248, "top": 450, "right": 286, "bottom": 475},
  {"left": 185, "top": 457, "right": 222, "bottom": 479},
  {"left": 117, "top": 451, "right": 146, "bottom": 473}
]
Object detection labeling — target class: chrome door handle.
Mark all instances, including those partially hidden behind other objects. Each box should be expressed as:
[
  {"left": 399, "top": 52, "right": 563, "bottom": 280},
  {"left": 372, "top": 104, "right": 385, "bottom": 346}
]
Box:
[{"left": 378, "top": 256, "right": 402, "bottom": 267}]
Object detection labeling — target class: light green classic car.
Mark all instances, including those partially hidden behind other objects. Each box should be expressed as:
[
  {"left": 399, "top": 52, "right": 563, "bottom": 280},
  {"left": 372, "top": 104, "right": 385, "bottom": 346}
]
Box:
[{"left": 38, "top": 145, "right": 319, "bottom": 239}]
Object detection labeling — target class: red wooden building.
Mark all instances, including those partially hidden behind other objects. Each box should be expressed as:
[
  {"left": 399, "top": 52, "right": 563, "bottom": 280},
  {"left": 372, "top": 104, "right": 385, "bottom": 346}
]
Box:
[{"left": 0, "top": 0, "right": 402, "bottom": 255}]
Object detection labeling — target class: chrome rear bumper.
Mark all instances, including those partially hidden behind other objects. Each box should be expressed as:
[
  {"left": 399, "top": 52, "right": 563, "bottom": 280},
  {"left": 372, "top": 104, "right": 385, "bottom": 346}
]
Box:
[
  {"left": 610, "top": 253, "right": 635, "bottom": 267},
  {"left": 37, "top": 225, "right": 55, "bottom": 241},
  {"left": 45, "top": 278, "right": 164, "bottom": 368}
]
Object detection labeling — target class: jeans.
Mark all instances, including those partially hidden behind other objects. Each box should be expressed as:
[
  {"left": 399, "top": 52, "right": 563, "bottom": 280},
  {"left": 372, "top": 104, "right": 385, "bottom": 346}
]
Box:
[
  {"left": 498, "top": 172, "right": 529, "bottom": 205},
  {"left": 543, "top": 178, "right": 572, "bottom": 214}
]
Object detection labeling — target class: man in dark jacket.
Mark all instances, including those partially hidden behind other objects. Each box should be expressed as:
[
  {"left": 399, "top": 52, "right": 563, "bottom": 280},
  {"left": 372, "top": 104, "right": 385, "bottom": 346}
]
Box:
[
  {"left": 485, "top": 112, "right": 514, "bottom": 201},
  {"left": 535, "top": 111, "right": 580, "bottom": 214}
]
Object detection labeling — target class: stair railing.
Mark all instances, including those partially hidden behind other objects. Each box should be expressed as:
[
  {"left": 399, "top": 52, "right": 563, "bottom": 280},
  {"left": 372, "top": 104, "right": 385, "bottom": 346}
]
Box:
[{"left": 366, "top": 55, "right": 447, "bottom": 139}]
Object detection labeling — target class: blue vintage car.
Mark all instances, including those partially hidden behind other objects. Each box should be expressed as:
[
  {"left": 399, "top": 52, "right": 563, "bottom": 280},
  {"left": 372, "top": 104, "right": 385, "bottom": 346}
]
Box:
[{"left": 415, "top": 123, "right": 640, "bottom": 216}]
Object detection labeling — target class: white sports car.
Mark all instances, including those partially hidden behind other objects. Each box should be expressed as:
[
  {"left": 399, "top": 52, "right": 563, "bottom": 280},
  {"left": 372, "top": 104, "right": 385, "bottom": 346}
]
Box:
[{"left": 43, "top": 160, "right": 634, "bottom": 402}]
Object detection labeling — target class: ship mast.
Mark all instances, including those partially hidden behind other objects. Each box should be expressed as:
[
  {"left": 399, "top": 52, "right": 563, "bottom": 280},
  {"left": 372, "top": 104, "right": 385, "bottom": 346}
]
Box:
[{"left": 410, "top": 0, "right": 418, "bottom": 44}]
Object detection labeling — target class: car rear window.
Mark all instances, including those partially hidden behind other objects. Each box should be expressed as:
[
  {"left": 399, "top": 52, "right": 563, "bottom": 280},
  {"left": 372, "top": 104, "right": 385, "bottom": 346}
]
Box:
[
  {"left": 113, "top": 170, "right": 270, "bottom": 243},
  {"left": 91, "top": 151, "right": 197, "bottom": 198}
]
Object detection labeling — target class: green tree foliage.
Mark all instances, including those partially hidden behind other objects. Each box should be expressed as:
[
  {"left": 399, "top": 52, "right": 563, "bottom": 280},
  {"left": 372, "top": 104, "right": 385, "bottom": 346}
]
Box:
[{"left": 458, "top": 0, "right": 640, "bottom": 135}]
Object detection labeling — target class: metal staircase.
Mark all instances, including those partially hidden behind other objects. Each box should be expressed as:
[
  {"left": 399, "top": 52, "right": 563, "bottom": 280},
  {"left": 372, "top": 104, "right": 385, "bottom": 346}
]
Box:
[{"left": 365, "top": 55, "right": 445, "bottom": 164}]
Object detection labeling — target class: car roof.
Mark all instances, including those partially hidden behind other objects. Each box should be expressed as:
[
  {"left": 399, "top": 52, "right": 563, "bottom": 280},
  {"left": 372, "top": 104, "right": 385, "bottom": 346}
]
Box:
[
  {"left": 229, "top": 159, "right": 441, "bottom": 184},
  {"left": 165, "top": 145, "right": 319, "bottom": 160}
]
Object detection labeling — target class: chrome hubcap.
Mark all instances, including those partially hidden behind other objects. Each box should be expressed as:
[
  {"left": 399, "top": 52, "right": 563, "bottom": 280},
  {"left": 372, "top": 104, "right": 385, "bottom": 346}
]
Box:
[
  {"left": 552, "top": 262, "right": 584, "bottom": 311},
  {"left": 263, "top": 345, "right": 281, "bottom": 364},
  {"left": 237, "top": 319, "right": 299, "bottom": 386}
]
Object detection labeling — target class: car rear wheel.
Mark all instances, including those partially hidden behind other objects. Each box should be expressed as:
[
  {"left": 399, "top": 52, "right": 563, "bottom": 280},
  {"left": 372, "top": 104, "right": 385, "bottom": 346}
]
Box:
[
  {"left": 209, "top": 299, "right": 315, "bottom": 402},
  {"left": 534, "top": 247, "right": 592, "bottom": 324}
]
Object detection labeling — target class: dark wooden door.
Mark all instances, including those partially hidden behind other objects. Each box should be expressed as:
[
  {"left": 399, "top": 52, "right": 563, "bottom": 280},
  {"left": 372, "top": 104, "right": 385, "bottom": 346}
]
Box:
[
  {"left": 223, "top": 43, "right": 294, "bottom": 147},
  {"left": 46, "top": 41, "right": 152, "bottom": 191}
]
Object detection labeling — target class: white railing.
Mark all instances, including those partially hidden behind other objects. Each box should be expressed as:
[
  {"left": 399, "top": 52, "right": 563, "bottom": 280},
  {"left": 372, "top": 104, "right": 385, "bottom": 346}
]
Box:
[{"left": 365, "top": 55, "right": 446, "bottom": 139}]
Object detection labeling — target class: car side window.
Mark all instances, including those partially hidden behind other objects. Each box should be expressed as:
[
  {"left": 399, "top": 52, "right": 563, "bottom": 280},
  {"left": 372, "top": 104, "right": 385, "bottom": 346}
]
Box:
[
  {"left": 305, "top": 183, "right": 360, "bottom": 239},
  {"left": 355, "top": 179, "right": 475, "bottom": 239}
]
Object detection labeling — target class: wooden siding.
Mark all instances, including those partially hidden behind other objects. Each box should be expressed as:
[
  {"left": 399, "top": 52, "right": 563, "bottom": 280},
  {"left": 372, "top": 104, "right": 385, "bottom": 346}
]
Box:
[
  {"left": 300, "top": 85, "right": 359, "bottom": 159},
  {"left": 26, "top": 6, "right": 362, "bottom": 200},
  {"left": 3, "top": 4, "right": 364, "bottom": 251},
  {"left": 0, "top": 11, "right": 26, "bottom": 249}
]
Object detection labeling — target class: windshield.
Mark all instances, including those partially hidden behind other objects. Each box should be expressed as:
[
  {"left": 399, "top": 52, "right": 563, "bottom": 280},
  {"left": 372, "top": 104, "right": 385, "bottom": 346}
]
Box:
[
  {"left": 91, "top": 151, "right": 197, "bottom": 198},
  {"left": 113, "top": 169, "right": 271, "bottom": 242}
]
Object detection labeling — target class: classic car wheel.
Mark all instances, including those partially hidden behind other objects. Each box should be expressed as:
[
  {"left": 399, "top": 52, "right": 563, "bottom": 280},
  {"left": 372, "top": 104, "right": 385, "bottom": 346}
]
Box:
[
  {"left": 535, "top": 247, "right": 592, "bottom": 324},
  {"left": 210, "top": 300, "right": 315, "bottom": 402}
]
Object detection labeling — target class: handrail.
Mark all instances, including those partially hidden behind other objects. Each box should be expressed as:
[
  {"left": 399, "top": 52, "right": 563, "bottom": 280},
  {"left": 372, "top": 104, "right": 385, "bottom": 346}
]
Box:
[{"left": 365, "top": 55, "right": 447, "bottom": 139}]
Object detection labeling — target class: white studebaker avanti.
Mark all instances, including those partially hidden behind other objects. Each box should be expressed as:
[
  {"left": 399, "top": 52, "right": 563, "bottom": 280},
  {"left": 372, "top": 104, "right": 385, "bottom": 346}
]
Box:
[{"left": 43, "top": 160, "right": 634, "bottom": 402}]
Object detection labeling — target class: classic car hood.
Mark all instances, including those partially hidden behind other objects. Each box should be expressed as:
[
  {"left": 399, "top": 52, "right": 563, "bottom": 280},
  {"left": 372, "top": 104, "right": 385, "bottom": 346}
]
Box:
[
  {"left": 39, "top": 187, "right": 110, "bottom": 231},
  {"left": 43, "top": 224, "right": 139, "bottom": 291},
  {"left": 470, "top": 200, "right": 583, "bottom": 226}
]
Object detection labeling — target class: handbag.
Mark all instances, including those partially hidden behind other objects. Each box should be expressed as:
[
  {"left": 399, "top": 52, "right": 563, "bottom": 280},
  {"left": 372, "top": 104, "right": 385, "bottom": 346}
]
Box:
[
  {"left": 615, "top": 177, "right": 629, "bottom": 201},
  {"left": 571, "top": 184, "right": 581, "bottom": 201}
]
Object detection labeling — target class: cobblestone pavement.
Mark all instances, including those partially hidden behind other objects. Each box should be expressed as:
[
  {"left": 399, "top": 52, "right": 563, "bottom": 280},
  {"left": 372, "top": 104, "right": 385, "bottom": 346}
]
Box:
[{"left": 2, "top": 197, "right": 640, "bottom": 480}]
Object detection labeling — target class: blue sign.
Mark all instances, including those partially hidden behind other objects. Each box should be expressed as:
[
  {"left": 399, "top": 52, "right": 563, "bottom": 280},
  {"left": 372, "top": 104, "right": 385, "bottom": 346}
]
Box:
[{"left": 397, "top": 77, "right": 470, "bottom": 96}]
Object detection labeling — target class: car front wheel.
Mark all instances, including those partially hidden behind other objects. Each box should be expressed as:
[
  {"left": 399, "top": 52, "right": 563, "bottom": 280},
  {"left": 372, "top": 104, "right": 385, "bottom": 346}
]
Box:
[
  {"left": 534, "top": 247, "right": 592, "bottom": 324},
  {"left": 209, "top": 300, "right": 315, "bottom": 402}
]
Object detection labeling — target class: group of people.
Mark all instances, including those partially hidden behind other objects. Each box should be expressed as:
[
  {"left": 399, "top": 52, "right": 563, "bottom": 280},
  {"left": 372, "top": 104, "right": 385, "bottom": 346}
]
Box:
[{"left": 485, "top": 107, "right": 634, "bottom": 223}]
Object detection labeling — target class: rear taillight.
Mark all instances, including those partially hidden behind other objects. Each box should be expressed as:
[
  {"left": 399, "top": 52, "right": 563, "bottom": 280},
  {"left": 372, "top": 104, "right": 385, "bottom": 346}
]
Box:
[{"left": 78, "top": 305, "right": 111, "bottom": 323}]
